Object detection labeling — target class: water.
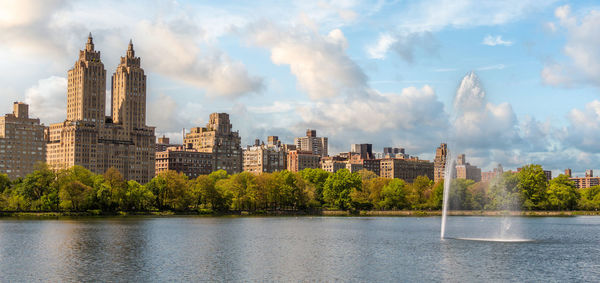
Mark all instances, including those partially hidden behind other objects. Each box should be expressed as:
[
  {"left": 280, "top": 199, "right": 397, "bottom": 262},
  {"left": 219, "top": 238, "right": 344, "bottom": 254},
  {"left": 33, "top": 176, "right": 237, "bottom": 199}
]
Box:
[{"left": 1, "top": 216, "right": 599, "bottom": 282}]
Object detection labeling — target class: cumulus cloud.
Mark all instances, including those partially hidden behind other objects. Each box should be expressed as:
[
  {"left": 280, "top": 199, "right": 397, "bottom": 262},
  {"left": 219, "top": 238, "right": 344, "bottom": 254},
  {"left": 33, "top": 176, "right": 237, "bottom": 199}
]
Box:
[
  {"left": 482, "top": 35, "right": 513, "bottom": 46},
  {"left": 0, "top": 0, "right": 263, "bottom": 100},
  {"left": 134, "top": 20, "right": 263, "bottom": 98},
  {"left": 542, "top": 5, "right": 600, "bottom": 87},
  {"left": 24, "top": 76, "right": 67, "bottom": 124},
  {"left": 245, "top": 22, "right": 367, "bottom": 100},
  {"left": 450, "top": 73, "right": 522, "bottom": 165},
  {"left": 368, "top": 32, "right": 438, "bottom": 62},
  {"left": 296, "top": 86, "right": 448, "bottom": 154},
  {"left": 562, "top": 100, "right": 600, "bottom": 153}
]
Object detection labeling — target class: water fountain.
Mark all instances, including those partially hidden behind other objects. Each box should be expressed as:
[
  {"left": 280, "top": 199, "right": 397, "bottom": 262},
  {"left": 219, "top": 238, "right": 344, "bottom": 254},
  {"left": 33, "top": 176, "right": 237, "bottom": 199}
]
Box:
[{"left": 439, "top": 72, "right": 532, "bottom": 242}]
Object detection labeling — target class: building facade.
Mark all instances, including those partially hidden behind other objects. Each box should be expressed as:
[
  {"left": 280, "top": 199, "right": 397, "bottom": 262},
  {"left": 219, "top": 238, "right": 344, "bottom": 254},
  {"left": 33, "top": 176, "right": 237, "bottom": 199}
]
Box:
[
  {"left": 243, "top": 139, "right": 286, "bottom": 174},
  {"left": 155, "top": 146, "right": 213, "bottom": 179},
  {"left": 351, "top": 144, "right": 373, "bottom": 160},
  {"left": 434, "top": 143, "right": 447, "bottom": 183},
  {"left": 287, "top": 150, "right": 320, "bottom": 172},
  {"left": 0, "top": 103, "right": 46, "bottom": 179},
  {"left": 321, "top": 156, "right": 347, "bottom": 173},
  {"left": 294, "top": 129, "right": 328, "bottom": 157},
  {"left": 184, "top": 113, "right": 242, "bottom": 174},
  {"left": 455, "top": 154, "right": 482, "bottom": 182},
  {"left": 45, "top": 34, "right": 155, "bottom": 183},
  {"left": 379, "top": 158, "right": 434, "bottom": 183}
]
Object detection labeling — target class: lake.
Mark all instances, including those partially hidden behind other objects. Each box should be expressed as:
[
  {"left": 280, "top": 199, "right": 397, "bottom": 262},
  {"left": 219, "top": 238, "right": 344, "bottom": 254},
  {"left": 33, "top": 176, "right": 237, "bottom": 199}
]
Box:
[{"left": 0, "top": 216, "right": 599, "bottom": 282}]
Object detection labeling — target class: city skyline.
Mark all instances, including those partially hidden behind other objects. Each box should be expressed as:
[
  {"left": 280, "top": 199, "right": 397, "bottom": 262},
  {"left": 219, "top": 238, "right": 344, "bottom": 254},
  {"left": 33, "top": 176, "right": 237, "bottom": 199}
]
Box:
[{"left": 2, "top": 0, "right": 600, "bottom": 175}]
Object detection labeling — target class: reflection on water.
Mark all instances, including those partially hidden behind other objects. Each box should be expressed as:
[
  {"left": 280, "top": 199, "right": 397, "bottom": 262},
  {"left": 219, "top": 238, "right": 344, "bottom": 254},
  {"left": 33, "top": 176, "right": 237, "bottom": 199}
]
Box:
[{"left": 0, "top": 216, "right": 599, "bottom": 282}]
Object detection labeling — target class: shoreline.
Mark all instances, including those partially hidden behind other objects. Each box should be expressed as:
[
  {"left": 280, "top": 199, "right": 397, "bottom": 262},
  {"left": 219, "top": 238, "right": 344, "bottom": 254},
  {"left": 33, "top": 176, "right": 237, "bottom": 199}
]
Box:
[{"left": 1, "top": 210, "right": 599, "bottom": 218}]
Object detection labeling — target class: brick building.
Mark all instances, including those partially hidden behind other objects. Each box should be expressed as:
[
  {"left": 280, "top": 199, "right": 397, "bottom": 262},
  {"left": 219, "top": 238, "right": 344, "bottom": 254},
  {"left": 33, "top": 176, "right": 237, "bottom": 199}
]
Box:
[
  {"left": 433, "top": 143, "right": 447, "bottom": 183},
  {"left": 287, "top": 150, "right": 320, "bottom": 172},
  {"left": 243, "top": 137, "right": 286, "bottom": 174},
  {"left": 0, "top": 103, "right": 46, "bottom": 179},
  {"left": 155, "top": 146, "right": 213, "bottom": 179},
  {"left": 379, "top": 157, "right": 434, "bottom": 183}
]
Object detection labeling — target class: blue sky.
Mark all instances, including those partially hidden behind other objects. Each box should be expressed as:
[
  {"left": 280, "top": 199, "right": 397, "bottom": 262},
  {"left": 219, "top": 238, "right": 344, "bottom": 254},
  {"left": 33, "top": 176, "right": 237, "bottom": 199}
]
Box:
[{"left": 1, "top": 0, "right": 600, "bottom": 175}]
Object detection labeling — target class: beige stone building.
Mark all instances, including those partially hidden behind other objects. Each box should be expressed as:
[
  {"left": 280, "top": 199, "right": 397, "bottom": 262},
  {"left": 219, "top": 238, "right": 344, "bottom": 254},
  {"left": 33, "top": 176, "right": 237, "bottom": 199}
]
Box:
[
  {"left": 320, "top": 156, "right": 347, "bottom": 173},
  {"left": 380, "top": 157, "right": 434, "bottom": 183},
  {"left": 184, "top": 113, "right": 242, "bottom": 174},
  {"left": 0, "top": 103, "right": 46, "bottom": 179},
  {"left": 243, "top": 138, "right": 286, "bottom": 174},
  {"left": 287, "top": 150, "right": 320, "bottom": 172},
  {"left": 45, "top": 34, "right": 156, "bottom": 183},
  {"left": 455, "top": 154, "right": 482, "bottom": 182},
  {"left": 294, "top": 129, "right": 328, "bottom": 157},
  {"left": 155, "top": 146, "right": 213, "bottom": 179},
  {"left": 434, "top": 143, "right": 447, "bottom": 183}
]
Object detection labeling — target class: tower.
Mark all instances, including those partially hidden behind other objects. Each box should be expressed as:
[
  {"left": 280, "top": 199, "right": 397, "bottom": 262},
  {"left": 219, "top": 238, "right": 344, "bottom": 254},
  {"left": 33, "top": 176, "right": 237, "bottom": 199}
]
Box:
[
  {"left": 111, "top": 39, "right": 146, "bottom": 132},
  {"left": 67, "top": 33, "right": 106, "bottom": 126},
  {"left": 434, "top": 143, "right": 448, "bottom": 183}
]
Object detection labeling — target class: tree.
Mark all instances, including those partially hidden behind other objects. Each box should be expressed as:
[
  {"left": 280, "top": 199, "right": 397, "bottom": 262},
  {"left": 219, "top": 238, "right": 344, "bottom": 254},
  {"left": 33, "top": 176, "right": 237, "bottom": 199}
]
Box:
[
  {"left": 300, "top": 168, "right": 330, "bottom": 204},
  {"left": 103, "top": 167, "right": 127, "bottom": 210},
  {"left": 448, "top": 179, "right": 475, "bottom": 210},
  {"left": 323, "top": 169, "right": 361, "bottom": 210},
  {"left": 147, "top": 171, "right": 190, "bottom": 210},
  {"left": 0, "top": 173, "right": 11, "bottom": 194},
  {"left": 578, "top": 185, "right": 600, "bottom": 210},
  {"left": 427, "top": 181, "right": 444, "bottom": 210},
  {"left": 124, "top": 181, "right": 155, "bottom": 211},
  {"left": 378, "top": 179, "right": 407, "bottom": 210},
  {"left": 407, "top": 176, "right": 433, "bottom": 209},
  {"left": 59, "top": 181, "right": 93, "bottom": 211},
  {"left": 14, "top": 164, "right": 57, "bottom": 210},
  {"left": 518, "top": 165, "right": 549, "bottom": 210},
  {"left": 546, "top": 174, "right": 578, "bottom": 210}
]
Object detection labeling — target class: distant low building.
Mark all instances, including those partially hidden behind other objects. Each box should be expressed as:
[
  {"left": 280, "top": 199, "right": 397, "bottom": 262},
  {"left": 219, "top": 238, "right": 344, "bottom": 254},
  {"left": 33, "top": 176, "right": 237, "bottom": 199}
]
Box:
[
  {"left": 481, "top": 164, "right": 504, "bottom": 183},
  {"left": 379, "top": 157, "right": 434, "bottom": 183},
  {"left": 287, "top": 150, "right": 320, "bottom": 172},
  {"left": 455, "top": 154, "right": 481, "bottom": 182},
  {"left": 0, "top": 102, "right": 46, "bottom": 179},
  {"left": 243, "top": 137, "right": 286, "bottom": 174},
  {"left": 155, "top": 146, "right": 213, "bottom": 179},
  {"left": 568, "top": 169, "right": 600, "bottom": 189},
  {"left": 321, "top": 156, "right": 347, "bottom": 173}
]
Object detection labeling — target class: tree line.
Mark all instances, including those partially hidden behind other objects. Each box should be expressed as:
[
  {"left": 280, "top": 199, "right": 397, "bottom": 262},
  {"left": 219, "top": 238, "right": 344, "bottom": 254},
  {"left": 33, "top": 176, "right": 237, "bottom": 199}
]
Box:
[{"left": 1, "top": 164, "right": 599, "bottom": 213}]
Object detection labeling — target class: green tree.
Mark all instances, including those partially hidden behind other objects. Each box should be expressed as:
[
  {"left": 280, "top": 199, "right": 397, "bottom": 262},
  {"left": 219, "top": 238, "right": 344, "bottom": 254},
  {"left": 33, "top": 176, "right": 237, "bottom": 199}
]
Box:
[
  {"left": 0, "top": 173, "right": 11, "bottom": 194},
  {"left": 578, "top": 185, "right": 600, "bottom": 210},
  {"left": 124, "top": 181, "right": 155, "bottom": 211},
  {"left": 546, "top": 174, "right": 578, "bottom": 210},
  {"left": 378, "top": 179, "right": 407, "bottom": 209},
  {"left": 59, "top": 181, "right": 93, "bottom": 211},
  {"left": 518, "top": 164, "right": 549, "bottom": 210},
  {"left": 323, "top": 169, "right": 361, "bottom": 210},
  {"left": 299, "top": 168, "right": 330, "bottom": 204},
  {"left": 407, "top": 176, "right": 433, "bottom": 209},
  {"left": 448, "top": 179, "right": 475, "bottom": 210}
]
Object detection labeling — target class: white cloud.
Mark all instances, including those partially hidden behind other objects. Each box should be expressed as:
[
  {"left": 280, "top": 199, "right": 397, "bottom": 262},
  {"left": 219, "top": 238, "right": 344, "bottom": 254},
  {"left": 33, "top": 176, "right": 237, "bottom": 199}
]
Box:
[
  {"left": 482, "top": 35, "right": 513, "bottom": 46},
  {"left": 245, "top": 22, "right": 367, "bottom": 100},
  {"left": 563, "top": 100, "right": 600, "bottom": 153},
  {"left": 24, "top": 76, "right": 67, "bottom": 124},
  {"left": 542, "top": 5, "right": 600, "bottom": 87},
  {"left": 367, "top": 33, "right": 397, "bottom": 59},
  {"left": 134, "top": 20, "right": 263, "bottom": 98},
  {"left": 247, "top": 101, "right": 295, "bottom": 114},
  {"left": 477, "top": 64, "right": 506, "bottom": 71},
  {"left": 366, "top": 0, "right": 550, "bottom": 60},
  {"left": 451, "top": 72, "right": 521, "bottom": 156}
]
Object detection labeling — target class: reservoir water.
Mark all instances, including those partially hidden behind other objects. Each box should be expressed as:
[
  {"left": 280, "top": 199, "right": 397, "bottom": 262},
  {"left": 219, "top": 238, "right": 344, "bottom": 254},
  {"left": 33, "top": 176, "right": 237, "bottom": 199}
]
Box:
[{"left": 1, "top": 216, "right": 599, "bottom": 282}]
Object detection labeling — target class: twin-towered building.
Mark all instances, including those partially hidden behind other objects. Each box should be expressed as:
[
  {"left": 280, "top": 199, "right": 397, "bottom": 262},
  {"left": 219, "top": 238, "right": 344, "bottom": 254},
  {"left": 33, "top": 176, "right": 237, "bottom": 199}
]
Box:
[{"left": 45, "top": 34, "right": 156, "bottom": 183}]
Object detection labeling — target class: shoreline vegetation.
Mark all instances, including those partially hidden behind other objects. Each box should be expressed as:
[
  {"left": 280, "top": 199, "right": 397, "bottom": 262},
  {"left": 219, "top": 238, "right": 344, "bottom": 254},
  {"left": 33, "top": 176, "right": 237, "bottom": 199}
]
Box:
[
  {"left": 2, "top": 210, "right": 600, "bottom": 218},
  {"left": 3, "top": 164, "right": 600, "bottom": 218}
]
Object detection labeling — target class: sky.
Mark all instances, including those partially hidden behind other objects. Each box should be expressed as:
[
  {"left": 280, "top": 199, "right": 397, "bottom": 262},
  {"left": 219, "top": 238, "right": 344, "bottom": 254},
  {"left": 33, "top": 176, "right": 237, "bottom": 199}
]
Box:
[{"left": 1, "top": 0, "right": 600, "bottom": 175}]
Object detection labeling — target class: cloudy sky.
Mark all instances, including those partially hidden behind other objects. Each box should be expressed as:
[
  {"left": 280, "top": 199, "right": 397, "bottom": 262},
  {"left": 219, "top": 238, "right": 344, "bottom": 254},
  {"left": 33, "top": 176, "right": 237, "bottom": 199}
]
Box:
[{"left": 1, "top": 0, "right": 600, "bottom": 175}]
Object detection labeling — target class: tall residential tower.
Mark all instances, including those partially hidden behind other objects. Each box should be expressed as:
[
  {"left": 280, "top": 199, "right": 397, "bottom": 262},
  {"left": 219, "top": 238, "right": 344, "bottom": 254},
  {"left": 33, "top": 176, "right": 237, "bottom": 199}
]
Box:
[{"left": 46, "top": 34, "right": 156, "bottom": 183}]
